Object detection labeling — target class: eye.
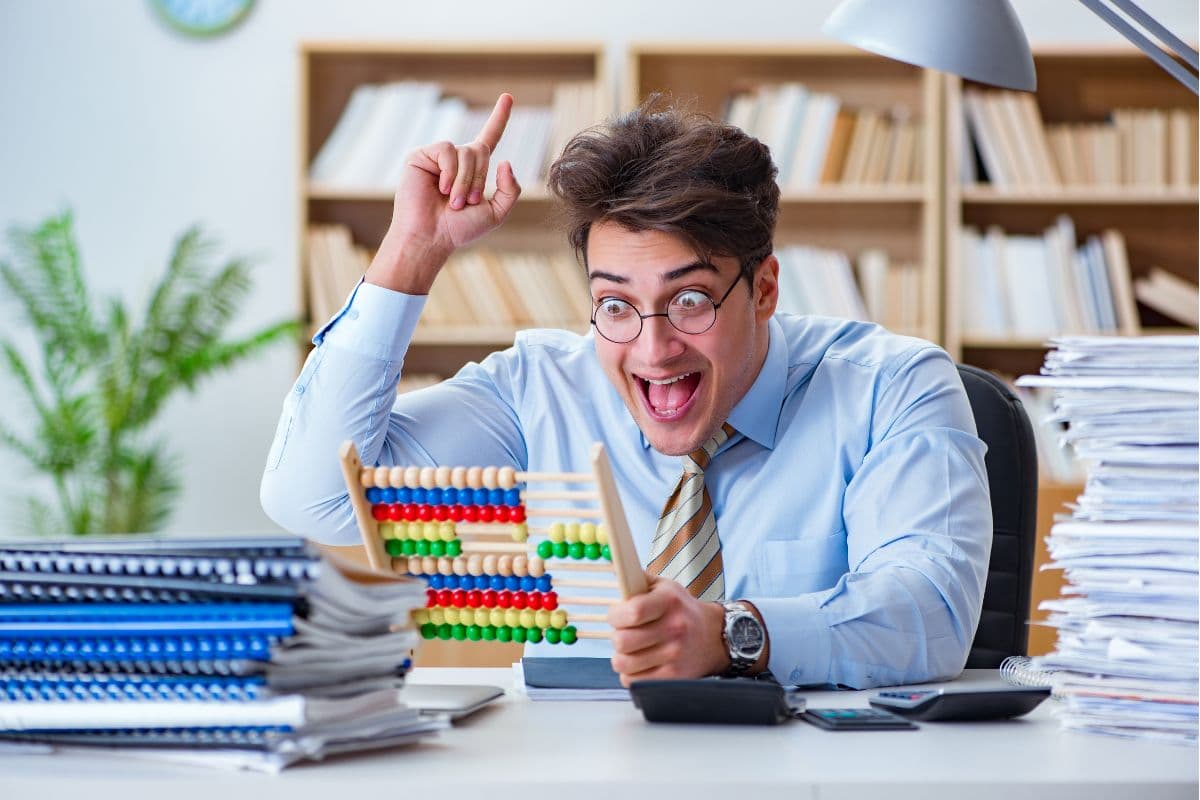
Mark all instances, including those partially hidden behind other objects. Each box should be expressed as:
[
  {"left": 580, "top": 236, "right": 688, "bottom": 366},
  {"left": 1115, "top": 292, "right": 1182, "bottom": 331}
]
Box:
[
  {"left": 671, "top": 289, "right": 710, "bottom": 311},
  {"left": 597, "top": 298, "right": 633, "bottom": 318}
]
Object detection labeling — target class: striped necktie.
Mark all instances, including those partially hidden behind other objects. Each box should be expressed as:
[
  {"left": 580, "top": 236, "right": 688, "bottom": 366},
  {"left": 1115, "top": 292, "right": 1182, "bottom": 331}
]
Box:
[{"left": 646, "top": 423, "right": 735, "bottom": 602}]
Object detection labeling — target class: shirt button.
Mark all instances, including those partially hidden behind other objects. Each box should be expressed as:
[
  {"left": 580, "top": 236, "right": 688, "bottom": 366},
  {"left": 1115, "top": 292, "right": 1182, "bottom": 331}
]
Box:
[{"left": 294, "top": 385, "right": 305, "bottom": 395}]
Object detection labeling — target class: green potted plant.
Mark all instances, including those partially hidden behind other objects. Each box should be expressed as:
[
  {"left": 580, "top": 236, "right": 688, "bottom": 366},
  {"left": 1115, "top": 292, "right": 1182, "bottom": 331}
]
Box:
[{"left": 0, "top": 211, "right": 298, "bottom": 535}]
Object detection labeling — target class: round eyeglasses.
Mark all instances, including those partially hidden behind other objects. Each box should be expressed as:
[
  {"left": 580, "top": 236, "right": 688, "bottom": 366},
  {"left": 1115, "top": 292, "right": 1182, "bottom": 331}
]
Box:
[{"left": 590, "top": 273, "right": 744, "bottom": 344}]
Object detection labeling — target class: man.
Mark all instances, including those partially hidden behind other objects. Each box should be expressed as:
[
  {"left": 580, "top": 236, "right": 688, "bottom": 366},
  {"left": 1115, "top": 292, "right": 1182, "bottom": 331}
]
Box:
[{"left": 261, "top": 93, "right": 992, "bottom": 689}]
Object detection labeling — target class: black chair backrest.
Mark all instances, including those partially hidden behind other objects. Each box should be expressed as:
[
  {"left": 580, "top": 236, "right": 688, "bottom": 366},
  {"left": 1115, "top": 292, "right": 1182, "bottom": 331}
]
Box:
[{"left": 956, "top": 364, "right": 1039, "bottom": 668}]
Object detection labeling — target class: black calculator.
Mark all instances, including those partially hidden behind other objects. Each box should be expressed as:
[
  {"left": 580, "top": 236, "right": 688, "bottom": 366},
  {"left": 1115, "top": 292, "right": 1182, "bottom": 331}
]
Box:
[
  {"left": 868, "top": 687, "right": 1051, "bottom": 721},
  {"left": 800, "top": 707, "right": 917, "bottom": 731}
]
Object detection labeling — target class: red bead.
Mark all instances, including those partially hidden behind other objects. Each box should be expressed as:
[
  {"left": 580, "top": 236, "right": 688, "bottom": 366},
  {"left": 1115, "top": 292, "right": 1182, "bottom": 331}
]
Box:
[
  {"left": 467, "top": 590, "right": 483, "bottom": 608},
  {"left": 449, "top": 505, "right": 466, "bottom": 522},
  {"left": 386, "top": 503, "right": 404, "bottom": 521},
  {"left": 478, "top": 506, "right": 495, "bottom": 523},
  {"left": 482, "top": 590, "right": 498, "bottom": 608},
  {"left": 510, "top": 506, "right": 526, "bottom": 523},
  {"left": 494, "top": 505, "right": 511, "bottom": 523},
  {"left": 436, "top": 589, "right": 452, "bottom": 607},
  {"left": 497, "top": 591, "right": 512, "bottom": 609},
  {"left": 403, "top": 503, "right": 420, "bottom": 521},
  {"left": 433, "top": 505, "right": 449, "bottom": 521},
  {"left": 451, "top": 589, "right": 466, "bottom": 608},
  {"left": 371, "top": 504, "right": 388, "bottom": 521},
  {"left": 419, "top": 504, "right": 435, "bottom": 522},
  {"left": 542, "top": 592, "right": 558, "bottom": 610},
  {"left": 464, "top": 506, "right": 480, "bottom": 523},
  {"left": 512, "top": 592, "right": 528, "bottom": 610},
  {"left": 527, "top": 593, "right": 543, "bottom": 610},
  {"left": 425, "top": 589, "right": 436, "bottom": 608}
]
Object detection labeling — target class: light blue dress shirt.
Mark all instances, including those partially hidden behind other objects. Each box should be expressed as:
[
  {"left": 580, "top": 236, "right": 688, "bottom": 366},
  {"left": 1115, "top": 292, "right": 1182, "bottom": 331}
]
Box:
[{"left": 261, "top": 281, "right": 992, "bottom": 689}]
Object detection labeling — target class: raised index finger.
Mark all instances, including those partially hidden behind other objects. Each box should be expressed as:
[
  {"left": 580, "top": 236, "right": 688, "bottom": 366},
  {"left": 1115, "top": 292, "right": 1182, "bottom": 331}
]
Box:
[{"left": 474, "top": 93, "right": 514, "bottom": 153}]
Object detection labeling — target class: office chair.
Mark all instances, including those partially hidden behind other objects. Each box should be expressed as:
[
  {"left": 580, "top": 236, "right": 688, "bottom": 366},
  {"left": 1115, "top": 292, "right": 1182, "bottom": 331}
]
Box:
[{"left": 957, "top": 364, "right": 1038, "bottom": 668}]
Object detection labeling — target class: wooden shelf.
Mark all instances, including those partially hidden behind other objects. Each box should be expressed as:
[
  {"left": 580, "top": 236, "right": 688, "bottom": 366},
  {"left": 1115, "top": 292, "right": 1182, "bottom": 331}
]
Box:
[
  {"left": 962, "top": 327, "right": 1196, "bottom": 350},
  {"left": 960, "top": 186, "right": 1198, "bottom": 205},
  {"left": 307, "top": 185, "right": 557, "bottom": 202},
  {"left": 779, "top": 186, "right": 925, "bottom": 203}
]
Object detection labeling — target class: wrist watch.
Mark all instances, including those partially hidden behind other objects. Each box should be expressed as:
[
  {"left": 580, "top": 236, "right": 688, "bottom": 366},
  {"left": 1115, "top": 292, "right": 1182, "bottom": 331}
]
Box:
[{"left": 721, "top": 601, "right": 765, "bottom": 676}]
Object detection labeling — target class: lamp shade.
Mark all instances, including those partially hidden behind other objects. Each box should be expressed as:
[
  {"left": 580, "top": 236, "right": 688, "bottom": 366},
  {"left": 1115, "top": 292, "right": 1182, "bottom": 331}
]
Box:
[{"left": 823, "top": 0, "right": 1037, "bottom": 92}]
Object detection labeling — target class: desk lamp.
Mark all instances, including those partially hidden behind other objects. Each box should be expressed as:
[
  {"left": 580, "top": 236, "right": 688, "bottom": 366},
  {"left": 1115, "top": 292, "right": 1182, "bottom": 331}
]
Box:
[{"left": 822, "top": 0, "right": 1198, "bottom": 95}]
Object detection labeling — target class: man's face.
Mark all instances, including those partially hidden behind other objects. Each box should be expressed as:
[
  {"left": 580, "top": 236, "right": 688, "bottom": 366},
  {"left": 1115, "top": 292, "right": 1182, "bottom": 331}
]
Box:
[{"left": 587, "top": 221, "right": 778, "bottom": 457}]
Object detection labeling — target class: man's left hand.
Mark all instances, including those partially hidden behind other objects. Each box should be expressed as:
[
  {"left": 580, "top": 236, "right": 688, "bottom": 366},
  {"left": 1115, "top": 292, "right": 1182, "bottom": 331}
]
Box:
[{"left": 607, "top": 573, "right": 728, "bottom": 687}]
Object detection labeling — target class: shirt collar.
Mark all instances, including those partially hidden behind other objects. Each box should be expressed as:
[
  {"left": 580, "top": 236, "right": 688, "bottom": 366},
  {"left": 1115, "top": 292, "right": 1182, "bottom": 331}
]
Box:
[{"left": 637, "top": 316, "right": 787, "bottom": 452}]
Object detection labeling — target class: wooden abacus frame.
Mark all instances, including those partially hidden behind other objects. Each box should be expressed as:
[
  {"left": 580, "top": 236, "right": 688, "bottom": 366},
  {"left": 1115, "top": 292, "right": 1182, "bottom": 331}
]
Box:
[{"left": 338, "top": 441, "right": 647, "bottom": 645}]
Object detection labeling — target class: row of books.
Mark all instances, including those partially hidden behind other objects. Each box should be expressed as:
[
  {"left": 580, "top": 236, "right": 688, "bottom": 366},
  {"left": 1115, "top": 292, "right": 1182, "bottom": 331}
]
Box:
[
  {"left": 961, "top": 89, "right": 1199, "bottom": 189},
  {"left": 725, "top": 83, "right": 923, "bottom": 190},
  {"left": 0, "top": 536, "right": 433, "bottom": 771},
  {"left": 308, "top": 80, "right": 599, "bottom": 193},
  {"left": 775, "top": 245, "right": 924, "bottom": 335},
  {"left": 958, "top": 217, "right": 1199, "bottom": 340}
]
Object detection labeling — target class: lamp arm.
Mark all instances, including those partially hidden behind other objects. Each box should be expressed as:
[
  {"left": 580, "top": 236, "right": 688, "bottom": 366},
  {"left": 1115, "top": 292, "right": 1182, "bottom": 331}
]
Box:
[
  {"left": 1077, "top": 0, "right": 1199, "bottom": 95},
  {"left": 1107, "top": 0, "right": 1198, "bottom": 70}
]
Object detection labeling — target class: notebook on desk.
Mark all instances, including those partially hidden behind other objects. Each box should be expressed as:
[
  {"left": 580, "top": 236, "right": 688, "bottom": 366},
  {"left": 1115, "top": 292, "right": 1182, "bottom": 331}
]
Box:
[{"left": 516, "top": 657, "right": 630, "bottom": 700}]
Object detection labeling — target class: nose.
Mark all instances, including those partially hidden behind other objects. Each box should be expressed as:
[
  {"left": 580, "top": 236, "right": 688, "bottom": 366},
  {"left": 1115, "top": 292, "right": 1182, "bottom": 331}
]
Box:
[{"left": 632, "top": 314, "right": 685, "bottom": 365}]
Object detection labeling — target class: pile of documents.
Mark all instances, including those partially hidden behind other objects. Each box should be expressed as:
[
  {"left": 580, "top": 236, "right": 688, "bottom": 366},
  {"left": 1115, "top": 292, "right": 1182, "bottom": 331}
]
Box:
[
  {"left": 1017, "top": 336, "right": 1199, "bottom": 745},
  {"left": 0, "top": 536, "right": 438, "bottom": 771}
]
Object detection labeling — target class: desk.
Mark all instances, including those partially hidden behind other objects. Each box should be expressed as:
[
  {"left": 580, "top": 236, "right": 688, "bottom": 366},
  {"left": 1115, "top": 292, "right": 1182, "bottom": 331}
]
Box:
[{"left": 1, "top": 668, "right": 1195, "bottom": 799}]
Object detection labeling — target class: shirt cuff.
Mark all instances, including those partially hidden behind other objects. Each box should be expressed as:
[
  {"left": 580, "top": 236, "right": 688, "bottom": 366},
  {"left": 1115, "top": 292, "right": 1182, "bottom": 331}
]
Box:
[
  {"left": 313, "top": 279, "right": 427, "bottom": 363},
  {"left": 744, "top": 593, "right": 833, "bottom": 687}
]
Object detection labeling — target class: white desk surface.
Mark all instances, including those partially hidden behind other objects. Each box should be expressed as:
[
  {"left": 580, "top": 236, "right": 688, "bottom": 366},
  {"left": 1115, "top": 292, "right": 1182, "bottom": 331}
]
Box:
[{"left": 1, "top": 668, "right": 1195, "bottom": 800}]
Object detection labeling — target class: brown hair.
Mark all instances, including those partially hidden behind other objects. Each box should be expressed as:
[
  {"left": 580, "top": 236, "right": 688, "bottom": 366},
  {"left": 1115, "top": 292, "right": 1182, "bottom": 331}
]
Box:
[{"left": 547, "top": 95, "right": 779, "bottom": 282}]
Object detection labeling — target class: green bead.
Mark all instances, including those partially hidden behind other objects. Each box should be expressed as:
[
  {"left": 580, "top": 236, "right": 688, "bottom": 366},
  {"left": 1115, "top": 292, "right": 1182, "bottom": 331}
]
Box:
[
  {"left": 420, "top": 622, "right": 437, "bottom": 639},
  {"left": 385, "top": 538, "right": 405, "bottom": 557},
  {"left": 526, "top": 627, "right": 543, "bottom": 644},
  {"left": 512, "top": 626, "right": 528, "bottom": 643},
  {"left": 430, "top": 540, "right": 446, "bottom": 557},
  {"left": 568, "top": 541, "right": 585, "bottom": 560},
  {"left": 601, "top": 545, "right": 611, "bottom": 561},
  {"left": 437, "top": 623, "right": 452, "bottom": 640},
  {"left": 536, "top": 540, "right": 553, "bottom": 559},
  {"left": 401, "top": 539, "right": 418, "bottom": 556},
  {"left": 467, "top": 625, "right": 482, "bottom": 641},
  {"left": 451, "top": 624, "right": 467, "bottom": 641},
  {"left": 497, "top": 626, "right": 512, "bottom": 642},
  {"left": 584, "top": 542, "right": 601, "bottom": 560},
  {"left": 561, "top": 625, "right": 577, "bottom": 645},
  {"left": 415, "top": 539, "right": 431, "bottom": 556},
  {"left": 552, "top": 541, "right": 569, "bottom": 558},
  {"left": 446, "top": 539, "right": 462, "bottom": 557},
  {"left": 481, "top": 625, "right": 497, "bottom": 641},
  {"left": 544, "top": 627, "right": 561, "bottom": 644}
]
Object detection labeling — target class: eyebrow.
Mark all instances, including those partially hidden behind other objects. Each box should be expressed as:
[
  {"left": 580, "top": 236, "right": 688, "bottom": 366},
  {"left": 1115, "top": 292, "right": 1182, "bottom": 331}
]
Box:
[{"left": 588, "top": 260, "right": 720, "bottom": 284}]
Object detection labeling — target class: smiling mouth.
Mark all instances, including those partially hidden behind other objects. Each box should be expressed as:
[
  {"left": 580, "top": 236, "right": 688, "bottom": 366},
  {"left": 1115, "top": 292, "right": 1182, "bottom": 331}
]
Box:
[{"left": 637, "top": 372, "right": 702, "bottom": 420}]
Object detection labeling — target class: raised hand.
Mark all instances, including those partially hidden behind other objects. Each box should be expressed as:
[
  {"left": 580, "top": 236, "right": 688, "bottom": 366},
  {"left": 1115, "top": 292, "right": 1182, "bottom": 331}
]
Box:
[{"left": 366, "top": 93, "right": 521, "bottom": 294}]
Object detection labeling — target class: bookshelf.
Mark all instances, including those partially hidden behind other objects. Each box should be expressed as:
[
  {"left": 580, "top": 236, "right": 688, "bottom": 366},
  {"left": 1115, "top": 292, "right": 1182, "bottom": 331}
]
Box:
[
  {"left": 625, "top": 44, "right": 943, "bottom": 343},
  {"left": 299, "top": 42, "right": 609, "bottom": 377}
]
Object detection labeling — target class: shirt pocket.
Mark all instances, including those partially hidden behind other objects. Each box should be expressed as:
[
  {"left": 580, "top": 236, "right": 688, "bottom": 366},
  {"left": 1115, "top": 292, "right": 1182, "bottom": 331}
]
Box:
[{"left": 757, "top": 531, "right": 848, "bottom": 596}]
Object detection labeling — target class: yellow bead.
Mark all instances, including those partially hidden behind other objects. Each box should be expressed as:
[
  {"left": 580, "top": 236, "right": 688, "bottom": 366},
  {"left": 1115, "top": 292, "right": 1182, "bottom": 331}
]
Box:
[
  {"left": 444, "top": 608, "right": 461, "bottom": 626},
  {"left": 388, "top": 466, "right": 405, "bottom": 488},
  {"left": 504, "top": 609, "right": 520, "bottom": 628},
  {"left": 429, "top": 608, "right": 446, "bottom": 626},
  {"left": 440, "top": 522, "right": 456, "bottom": 542},
  {"left": 548, "top": 523, "right": 565, "bottom": 544},
  {"left": 580, "top": 523, "right": 597, "bottom": 545},
  {"left": 459, "top": 608, "right": 476, "bottom": 626},
  {"left": 535, "top": 610, "right": 550, "bottom": 628},
  {"left": 412, "top": 609, "right": 430, "bottom": 625},
  {"left": 511, "top": 523, "right": 528, "bottom": 543},
  {"left": 489, "top": 609, "right": 505, "bottom": 627},
  {"left": 596, "top": 525, "right": 609, "bottom": 545},
  {"left": 520, "top": 610, "right": 535, "bottom": 628},
  {"left": 378, "top": 523, "right": 394, "bottom": 540},
  {"left": 565, "top": 523, "right": 580, "bottom": 544},
  {"left": 550, "top": 610, "right": 567, "bottom": 628},
  {"left": 424, "top": 522, "right": 439, "bottom": 542}
]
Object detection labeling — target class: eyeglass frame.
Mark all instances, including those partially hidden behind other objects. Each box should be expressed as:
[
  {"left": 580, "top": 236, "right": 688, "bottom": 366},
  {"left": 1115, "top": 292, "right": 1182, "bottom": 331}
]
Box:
[{"left": 589, "top": 271, "right": 747, "bottom": 344}]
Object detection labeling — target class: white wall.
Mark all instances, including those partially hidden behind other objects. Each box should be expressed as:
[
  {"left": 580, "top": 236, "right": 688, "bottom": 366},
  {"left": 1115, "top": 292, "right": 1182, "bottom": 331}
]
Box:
[{"left": 1, "top": 0, "right": 1195, "bottom": 535}]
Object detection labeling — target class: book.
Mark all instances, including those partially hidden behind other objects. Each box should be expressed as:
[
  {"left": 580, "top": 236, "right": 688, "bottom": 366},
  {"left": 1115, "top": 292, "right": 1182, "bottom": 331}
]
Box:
[{"left": 1134, "top": 268, "right": 1200, "bottom": 328}]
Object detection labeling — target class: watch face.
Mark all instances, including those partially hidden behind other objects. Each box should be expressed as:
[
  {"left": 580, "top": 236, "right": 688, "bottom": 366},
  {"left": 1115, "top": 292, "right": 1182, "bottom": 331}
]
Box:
[{"left": 730, "top": 614, "right": 764, "bottom": 656}]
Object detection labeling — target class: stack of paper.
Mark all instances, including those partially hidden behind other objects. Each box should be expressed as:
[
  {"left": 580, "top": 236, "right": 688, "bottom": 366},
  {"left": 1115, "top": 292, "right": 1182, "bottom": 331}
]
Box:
[
  {"left": 1016, "top": 336, "right": 1199, "bottom": 745},
  {"left": 0, "top": 536, "right": 441, "bottom": 771}
]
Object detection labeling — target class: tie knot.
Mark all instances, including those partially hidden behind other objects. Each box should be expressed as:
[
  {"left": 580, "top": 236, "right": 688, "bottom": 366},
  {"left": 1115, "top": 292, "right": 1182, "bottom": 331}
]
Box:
[{"left": 683, "top": 422, "right": 737, "bottom": 474}]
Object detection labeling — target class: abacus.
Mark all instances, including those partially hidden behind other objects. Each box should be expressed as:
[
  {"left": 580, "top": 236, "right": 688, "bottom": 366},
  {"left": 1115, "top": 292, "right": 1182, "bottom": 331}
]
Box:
[{"left": 338, "top": 441, "right": 646, "bottom": 647}]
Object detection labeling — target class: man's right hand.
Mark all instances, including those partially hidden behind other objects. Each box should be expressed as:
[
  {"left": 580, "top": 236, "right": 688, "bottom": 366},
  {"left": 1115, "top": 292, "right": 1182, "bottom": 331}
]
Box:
[{"left": 365, "top": 93, "right": 521, "bottom": 295}]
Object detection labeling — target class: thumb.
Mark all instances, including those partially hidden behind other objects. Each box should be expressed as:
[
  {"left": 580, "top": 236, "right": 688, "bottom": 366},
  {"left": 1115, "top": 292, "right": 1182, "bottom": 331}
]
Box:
[{"left": 489, "top": 161, "right": 521, "bottom": 222}]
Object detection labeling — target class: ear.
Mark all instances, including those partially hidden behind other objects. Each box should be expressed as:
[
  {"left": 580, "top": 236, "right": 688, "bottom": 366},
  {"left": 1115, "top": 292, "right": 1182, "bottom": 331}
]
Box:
[{"left": 752, "top": 255, "right": 779, "bottom": 323}]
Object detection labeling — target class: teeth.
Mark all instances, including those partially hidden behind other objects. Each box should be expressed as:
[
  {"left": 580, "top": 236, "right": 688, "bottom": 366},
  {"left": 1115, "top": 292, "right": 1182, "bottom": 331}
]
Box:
[{"left": 644, "top": 372, "right": 692, "bottom": 386}]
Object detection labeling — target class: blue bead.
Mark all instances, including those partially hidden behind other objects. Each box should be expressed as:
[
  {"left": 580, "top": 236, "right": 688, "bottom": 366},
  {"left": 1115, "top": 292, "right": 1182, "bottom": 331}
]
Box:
[
  {"left": 443, "top": 487, "right": 458, "bottom": 504},
  {"left": 379, "top": 487, "right": 397, "bottom": 503},
  {"left": 396, "top": 487, "right": 412, "bottom": 504},
  {"left": 537, "top": 575, "right": 553, "bottom": 592},
  {"left": 473, "top": 488, "right": 488, "bottom": 505},
  {"left": 365, "top": 487, "right": 382, "bottom": 503},
  {"left": 490, "top": 575, "right": 505, "bottom": 591},
  {"left": 445, "top": 575, "right": 460, "bottom": 590},
  {"left": 412, "top": 488, "right": 427, "bottom": 504},
  {"left": 428, "top": 574, "right": 444, "bottom": 589},
  {"left": 476, "top": 575, "right": 491, "bottom": 590},
  {"left": 428, "top": 488, "right": 443, "bottom": 505},
  {"left": 504, "top": 488, "right": 521, "bottom": 506},
  {"left": 488, "top": 489, "right": 504, "bottom": 505},
  {"left": 505, "top": 576, "right": 520, "bottom": 592},
  {"left": 520, "top": 576, "right": 535, "bottom": 592}
]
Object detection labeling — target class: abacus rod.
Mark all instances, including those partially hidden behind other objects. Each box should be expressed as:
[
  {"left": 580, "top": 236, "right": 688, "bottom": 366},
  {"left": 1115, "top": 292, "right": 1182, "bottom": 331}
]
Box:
[
  {"left": 576, "top": 631, "right": 610, "bottom": 640},
  {"left": 516, "top": 471, "right": 594, "bottom": 484},
  {"left": 524, "top": 507, "right": 604, "bottom": 519},
  {"left": 519, "top": 490, "right": 601, "bottom": 501},
  {"left": 557, "top": 596, "right": 616, "bottom": 607},
  {"left": 551, "top": 578, "right": 619, "bottom": 589},
  {"left": 570, "top": 613, "right": 609, "bottom": 623}
]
